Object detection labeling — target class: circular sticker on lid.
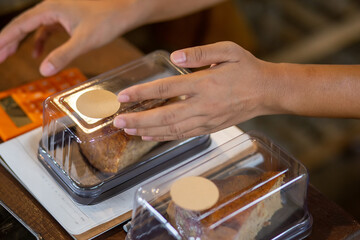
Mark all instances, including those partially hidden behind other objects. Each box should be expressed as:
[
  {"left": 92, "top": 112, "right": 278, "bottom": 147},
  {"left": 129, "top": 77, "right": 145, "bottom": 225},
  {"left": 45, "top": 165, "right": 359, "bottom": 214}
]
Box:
[
  {"left": 170, "top": 176, "right": 219, "bottom": 211},
  {"left": 76, "top": 89, "right": 120, "bottom": 119}
]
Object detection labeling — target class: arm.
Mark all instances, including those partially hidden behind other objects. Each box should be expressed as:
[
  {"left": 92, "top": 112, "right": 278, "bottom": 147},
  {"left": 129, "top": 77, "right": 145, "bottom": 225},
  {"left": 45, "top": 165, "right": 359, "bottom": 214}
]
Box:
[
  {"left": 273, "top": 63, "right": 360, "bottom": 118},
  {"left": 0, "top": 0, "right": 225, "bottom": 76},
  {"left": 113, "top": 41, "right": 360, "bottom": 141}
]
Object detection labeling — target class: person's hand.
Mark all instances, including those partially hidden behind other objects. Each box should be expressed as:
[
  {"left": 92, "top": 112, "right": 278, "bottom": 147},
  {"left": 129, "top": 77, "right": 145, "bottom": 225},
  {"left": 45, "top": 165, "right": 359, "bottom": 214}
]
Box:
[
  {"left": 114, "top": 41, "right": 281, "bottom": 141},
  {"left": 32, "top": 24, "right": 62, "bottom": 59},
  {"left": 0, "top": 0, "right": 145, "bottom": 76}
]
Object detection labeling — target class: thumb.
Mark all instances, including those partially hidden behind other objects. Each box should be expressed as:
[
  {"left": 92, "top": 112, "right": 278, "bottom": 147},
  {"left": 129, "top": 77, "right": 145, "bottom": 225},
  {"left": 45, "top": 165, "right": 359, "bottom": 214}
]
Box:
[
  {"left": 39, "top": 34, "right": 84, "bottom": 76},
  {"left": 170, "top": 41, "right": 241, "bottom": 68}
]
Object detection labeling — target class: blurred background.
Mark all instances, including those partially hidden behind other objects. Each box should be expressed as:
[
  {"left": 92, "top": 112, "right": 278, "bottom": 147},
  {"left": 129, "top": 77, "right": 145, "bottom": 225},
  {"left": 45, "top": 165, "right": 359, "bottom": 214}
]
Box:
[{"left": 1, "top": 0, "right": 360, "bottom": 221}]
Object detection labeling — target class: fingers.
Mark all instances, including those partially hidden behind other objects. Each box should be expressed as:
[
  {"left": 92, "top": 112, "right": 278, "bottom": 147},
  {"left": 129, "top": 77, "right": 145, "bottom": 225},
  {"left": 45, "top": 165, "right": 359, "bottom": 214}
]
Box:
[
  {"left": 33, "top": 25, "right": 58, "bottom": 58},
  {"left": 118, "top": 73, "right": 198, "bottom": 103},
  {"left": 122, "top": 115, "right": 231, "bottom": 141},
  {"left": 39, "top": 32, "right": 85, "bottom": 76},
  {"left": 0, "top": 42, "right": 18, "bottom": 62},
  {"left": 0, "top": 2, "right": 83, "bottom": 74},
  {"left": 114, "top": 99, "right": 201, "bottom": 129},
  {"left": 123, "top": 115, "right": 204, "bottom": 138},
  {"left": 0, "top": 3, "right": 61, "bottom": 64},
  {"left": 170, "top": 41, "right": 241, "bottom": 68},
  {"left": 118, "top": 42, "right": 243, "bottom": 103},
  {"left": 113, "top": 99, "right": 226, "bottom": 141},
  {"left": 126, "top": 117, "right": 226, "bottom": 141},
  {"left": 0, "top": 5, "right": 52, "bottom": 55},
  {"left": 33, "top": 28, "right": 45, "bottom": 58}
]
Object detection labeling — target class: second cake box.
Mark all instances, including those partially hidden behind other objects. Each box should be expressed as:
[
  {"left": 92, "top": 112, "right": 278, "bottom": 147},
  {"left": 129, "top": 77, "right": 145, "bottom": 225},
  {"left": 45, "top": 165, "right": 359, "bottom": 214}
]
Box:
[{"left": 126, "top": 132, "right": 312, "bottom": 240}]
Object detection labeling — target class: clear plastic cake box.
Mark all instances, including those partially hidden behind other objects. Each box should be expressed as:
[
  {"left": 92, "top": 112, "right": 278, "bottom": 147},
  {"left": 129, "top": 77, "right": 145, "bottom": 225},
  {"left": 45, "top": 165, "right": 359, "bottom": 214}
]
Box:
[
  {"left": 37, "top": 51, "right": 211, "bottom": 205},
  {"left": 126, "top": 132, "right": 313, "bottom": 240}
]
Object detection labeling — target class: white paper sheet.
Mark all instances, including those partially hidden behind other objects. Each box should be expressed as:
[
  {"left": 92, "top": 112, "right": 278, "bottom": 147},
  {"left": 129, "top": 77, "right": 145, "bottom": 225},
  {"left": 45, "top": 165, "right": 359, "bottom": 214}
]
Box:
[{"left": 0, "top": 126, "right": 245, "bottom": 236}]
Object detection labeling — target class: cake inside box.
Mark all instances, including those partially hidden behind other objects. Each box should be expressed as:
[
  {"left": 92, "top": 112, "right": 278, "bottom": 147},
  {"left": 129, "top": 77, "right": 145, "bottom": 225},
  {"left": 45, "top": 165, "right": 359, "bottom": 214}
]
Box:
[
  {"left": 166, "top": 170, "right": 285, "bottom": 240},
  {"left": 73, "top": 98, "right": 168, "bottom": 174},
  {"left": 40, "top": 116, "right": 165, "bottom": 188},
  {"left": 129, "top": 169, "right": 289, "bottom": 240},
  {"left": 127, "top": 133, "right": 312, "bottom": 240}
]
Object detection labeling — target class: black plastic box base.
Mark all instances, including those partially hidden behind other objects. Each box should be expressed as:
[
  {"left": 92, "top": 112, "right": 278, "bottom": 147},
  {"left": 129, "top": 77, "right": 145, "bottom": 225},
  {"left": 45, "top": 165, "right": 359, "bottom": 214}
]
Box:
[{"left": 38, "top": 134, "right": 211, "bottom": 205}]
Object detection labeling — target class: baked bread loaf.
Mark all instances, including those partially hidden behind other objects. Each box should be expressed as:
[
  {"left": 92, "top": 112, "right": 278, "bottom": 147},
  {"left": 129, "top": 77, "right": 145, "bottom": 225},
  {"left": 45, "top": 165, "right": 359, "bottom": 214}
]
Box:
[
  {"left": 167, "top": 171, "right": 284, "bottom": 240},
  {"left": 77, "top": 99, "right": 169, "bottom": 173}
]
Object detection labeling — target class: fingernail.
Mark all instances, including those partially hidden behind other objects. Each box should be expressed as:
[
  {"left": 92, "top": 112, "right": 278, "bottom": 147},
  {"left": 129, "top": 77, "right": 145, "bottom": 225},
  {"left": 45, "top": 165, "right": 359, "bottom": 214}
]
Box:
[
  {"left": 40, "top": 62, "right": 55, "bottom": 76},
  {"left": 171, "top": 51, "right": 186, "bottom": 64},
  {"left": 124, "top": 128, "right": 137, "bottom": 135},
  {"left": 142, "top": 136, "right": 153, "bottom": 141},
  {"left": 113, "top": 118, "right": 126, "bottom": 128},
  {"left": 118, "top": 94, "right": 130, "bottom": 102}
]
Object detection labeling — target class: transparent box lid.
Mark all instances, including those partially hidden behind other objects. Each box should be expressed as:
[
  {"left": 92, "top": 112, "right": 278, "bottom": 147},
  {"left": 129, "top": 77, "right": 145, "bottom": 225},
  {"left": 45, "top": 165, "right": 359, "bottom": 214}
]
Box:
[
  {"left": 126, "top": 132, "right": 312, "bottom": 240},
  {"left": 38, "top": 51, "right": 212, "bottom": 204}
]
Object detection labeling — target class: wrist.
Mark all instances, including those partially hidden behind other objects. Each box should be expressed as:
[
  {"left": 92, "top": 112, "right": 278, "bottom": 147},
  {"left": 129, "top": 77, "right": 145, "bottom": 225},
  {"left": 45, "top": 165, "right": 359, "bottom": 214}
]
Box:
[{"left": 256, "top": 61, "right": 291, "bottom": 116}]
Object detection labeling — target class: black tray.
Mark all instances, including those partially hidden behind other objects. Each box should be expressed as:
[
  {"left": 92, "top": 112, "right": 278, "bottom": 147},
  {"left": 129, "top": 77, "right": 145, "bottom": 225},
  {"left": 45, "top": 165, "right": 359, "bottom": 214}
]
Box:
[{"left": 38, "top": 132, "right": 211, "bottom": 205}]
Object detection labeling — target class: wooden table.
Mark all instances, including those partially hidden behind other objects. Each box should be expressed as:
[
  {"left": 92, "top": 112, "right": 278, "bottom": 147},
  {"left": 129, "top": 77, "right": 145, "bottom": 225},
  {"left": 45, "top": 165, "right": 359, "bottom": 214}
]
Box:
[{"left": 0, "top": 31, "right": 360, "bottom": 240}]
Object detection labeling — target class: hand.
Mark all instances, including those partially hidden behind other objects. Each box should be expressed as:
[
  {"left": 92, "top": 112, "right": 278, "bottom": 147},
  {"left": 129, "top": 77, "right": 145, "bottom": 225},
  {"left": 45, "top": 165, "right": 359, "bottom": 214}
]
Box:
[
  {"left": 114, "top": 41, "right": 281, "bottom": 141},
  {"left": 32, "top": 24, "right": 62, "bottom": 59},
  {"left": 0, "top": 0, "right": 145, "bottom": 76}
]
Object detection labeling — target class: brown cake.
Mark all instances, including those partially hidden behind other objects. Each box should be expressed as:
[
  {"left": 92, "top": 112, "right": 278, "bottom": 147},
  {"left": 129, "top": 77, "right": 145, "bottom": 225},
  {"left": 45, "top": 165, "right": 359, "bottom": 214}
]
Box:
[
  {"left": 167, "top": 171, "right": 284, "bottom": 239},
  {"left": 78, "top": 127, "right": 158, "bottom": 173},
  {"left": 77, "top": 99, "right": 171, "bottom": 173}
]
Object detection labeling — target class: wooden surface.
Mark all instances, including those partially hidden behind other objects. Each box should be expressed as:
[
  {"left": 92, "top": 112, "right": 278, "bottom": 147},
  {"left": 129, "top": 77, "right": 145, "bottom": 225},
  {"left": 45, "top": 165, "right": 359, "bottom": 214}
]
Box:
[{"left": 0, "top": 30, "right": 360, "bottom": 240}]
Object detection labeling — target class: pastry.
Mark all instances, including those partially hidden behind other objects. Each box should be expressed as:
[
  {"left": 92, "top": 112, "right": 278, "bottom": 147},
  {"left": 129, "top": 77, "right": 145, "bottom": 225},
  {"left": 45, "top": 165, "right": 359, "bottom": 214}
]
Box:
[
  {"left": 77, "top": 99, "right": 170, "bottom": 173},
  {"left": 167, "top": 171, "right": 284, "bottom": 240}
]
